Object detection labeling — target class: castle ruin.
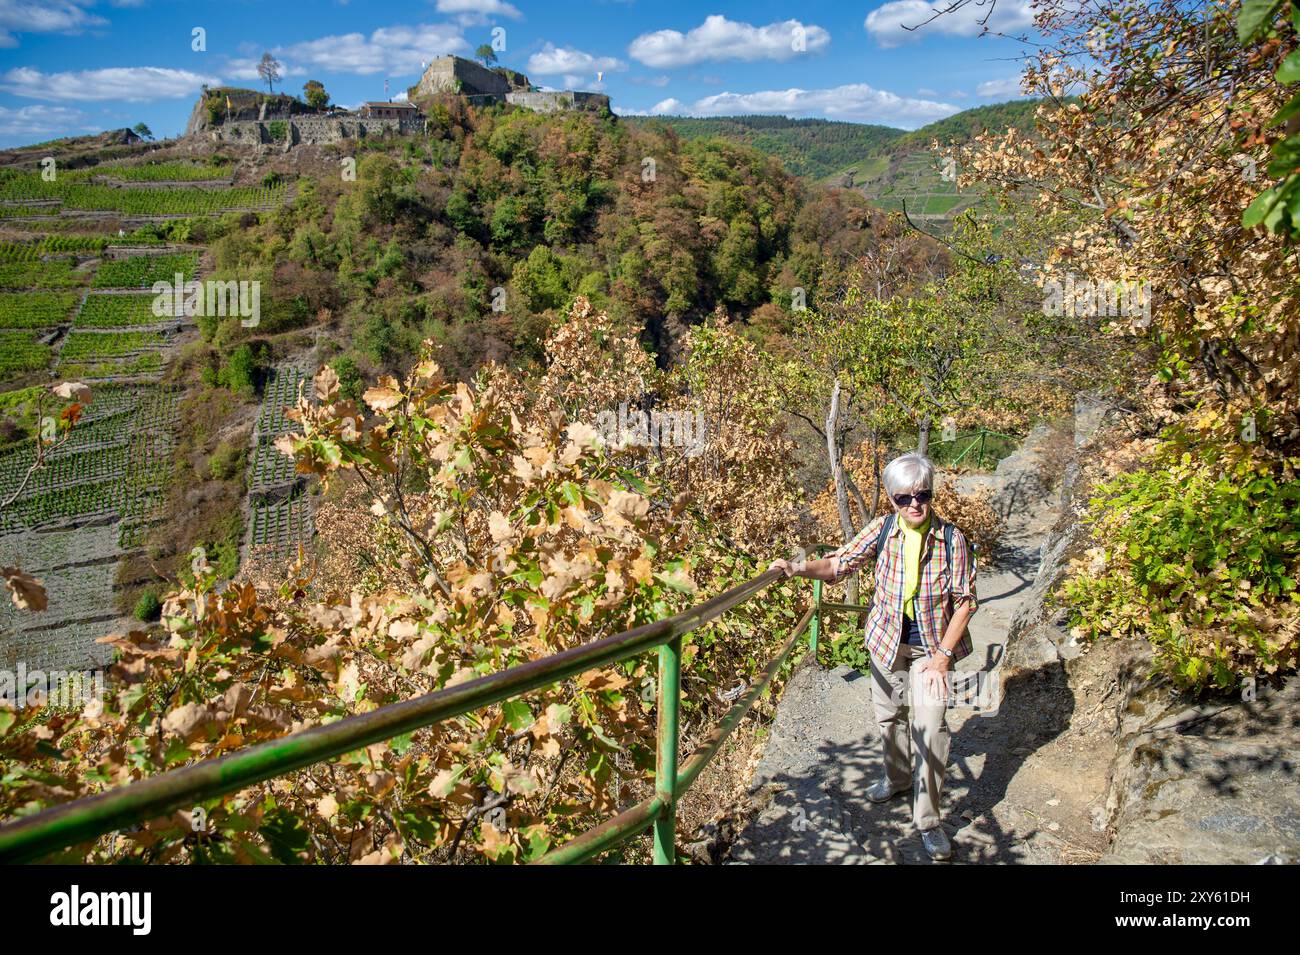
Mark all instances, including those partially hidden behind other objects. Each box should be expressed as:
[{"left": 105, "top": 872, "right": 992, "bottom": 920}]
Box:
[{"left": 186, "top": 55, "right": 610, "bottom": 148}]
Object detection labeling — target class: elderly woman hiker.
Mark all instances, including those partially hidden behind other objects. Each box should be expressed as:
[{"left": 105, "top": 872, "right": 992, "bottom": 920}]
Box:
[{"left": 769, "top": 451, "right": 978, "bottom": 862}]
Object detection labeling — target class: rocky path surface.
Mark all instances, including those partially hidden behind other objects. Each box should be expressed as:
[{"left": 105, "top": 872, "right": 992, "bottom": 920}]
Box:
[{"left": 726, "top": 427, "right": 1111, "bottom": 864}]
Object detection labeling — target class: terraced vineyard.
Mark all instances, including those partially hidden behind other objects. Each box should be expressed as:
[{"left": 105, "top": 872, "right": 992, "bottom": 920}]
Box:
[
  {"left": 0, "top": 292, "right": 80, "bottom": 329},
  {"left": 0, "top": 174, "right": 284, "bottom": 215},
  {"left": 246, "top": 364, "right": 315, "bottom": 559},
  {"left": 253, "top": 365, "right": 310, "bottom": 439},
  {"left": 0, "top": 145, "right": 291, "bottom": 672},
  {"left": 248, "top": 438, "right": 298, "bottom": 492},
  {"left": 854, "top": 150, "right": 987, "bottom": 226},
  {"left": 247, "top": 492, "right": 314, "bottom": 554},
  {"left": 59, "top": 329, "right": 168, "bottom": 361},
  {"left": 0, "top": 333, "right": 52, "bottom": 378},
  {"left": 0, "top": 523, "right": 125, "bottom": 670},
  {"left": 92, "top": 252, "right": 198, "bottom": 289},
  {"left": 56, "top": 353, "right": 164, "bottom": 381},
  {"left": 0, "top": 236, "right": 112, "bottom": 258},
  {"left": 75, "top": 293, "right": 172, "bottom": 327},
  {"left": 0, "top": 259, "right": 85, "bottom": 290},
  {"left": 0, "top": 205, "right": 55, "bottom": 219},
  {"left": 0, "top": 384, "right": 180, "bottom": 536},
  {"left": 69, "top": 161, "right": 234, "bottom": 183}
]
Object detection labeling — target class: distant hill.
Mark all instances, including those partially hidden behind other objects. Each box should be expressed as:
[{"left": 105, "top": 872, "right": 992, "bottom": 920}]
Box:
[
  {"left": 842, "top": 99, "right": 1058, "bottom": 230},
  {"left": 628, "top": 100, "right": 1059, "bottom": 231},
  {"left": 623, "top": 115, "right": 904, "bottom": 180},
  {"left": 886, "top": 99, "right": 1056, "bottom": 157},
  {"left": 0, "top": 128, "right": 151, "bottom": 169}
]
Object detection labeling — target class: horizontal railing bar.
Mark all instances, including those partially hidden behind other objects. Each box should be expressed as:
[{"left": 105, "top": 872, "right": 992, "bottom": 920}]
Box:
[
  {"left": 534, "top": 604, "right": 813, "bottom": 865},
  {"left": 530, "top": 796, "right": 664, "bottom": 865},
  {"left": 820, "top": 601, "right": 870, "bottom": 614},
  {"left": 675, "top": 605, "right": 812, "bottom": 797},
  {"left": 0, "top": 568, "right": 784, "bottom": 863}
]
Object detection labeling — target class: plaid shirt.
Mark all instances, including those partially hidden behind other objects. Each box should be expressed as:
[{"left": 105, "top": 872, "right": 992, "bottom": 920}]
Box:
[{"left": 827, "top": 511, "right": 978, "bottom": 669}]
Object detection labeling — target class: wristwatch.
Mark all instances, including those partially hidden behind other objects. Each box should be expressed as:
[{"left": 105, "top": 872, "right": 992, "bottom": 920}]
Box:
[{"left": 937, "top": 646, "right": 954, "bottom": 659}]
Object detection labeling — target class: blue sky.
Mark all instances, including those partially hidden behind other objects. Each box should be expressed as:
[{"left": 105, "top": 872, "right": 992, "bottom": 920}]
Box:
[{"left": 0, "top": 0, "right": 1041, "bottom": 148}]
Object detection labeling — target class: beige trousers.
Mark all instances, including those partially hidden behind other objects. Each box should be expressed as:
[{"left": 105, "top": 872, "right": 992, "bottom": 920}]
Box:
[{"left": 868, "top": 641, "right": 952, "bottom": 832}]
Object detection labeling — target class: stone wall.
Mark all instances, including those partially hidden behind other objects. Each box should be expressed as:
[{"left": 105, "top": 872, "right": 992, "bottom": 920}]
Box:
[
  {"left": 414, "top": 56, "right": 513, "bottom": 97},
  {"left": 185, "top": 90, "right": 318, "bottom": 137},
  {"left": 195, "top": 117, "right": 425, "bottom": 148},
  {"left": 461, "top": 91, "right": 611, "bottom": 113},
  {"left": 507, "top": 91, "right": 610, "bottom": 113}
]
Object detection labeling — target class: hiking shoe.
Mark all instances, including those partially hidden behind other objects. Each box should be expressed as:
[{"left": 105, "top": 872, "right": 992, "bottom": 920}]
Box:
[
  {"left": 866, "top": 779, "right": 910, "bottom": 803},
  {"left": 921, "top": 826, "right": 952, "bottom": 861}
]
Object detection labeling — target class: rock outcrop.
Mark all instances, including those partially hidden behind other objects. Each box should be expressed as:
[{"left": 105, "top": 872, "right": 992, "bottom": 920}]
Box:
[{"left": 992, "top": 396, "right": 1300, "bottom": 864}]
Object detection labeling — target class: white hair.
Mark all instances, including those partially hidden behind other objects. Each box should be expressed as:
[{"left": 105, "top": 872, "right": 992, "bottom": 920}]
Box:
[{"left": 883, "top": 451, "right": 935, "bottom": 497}]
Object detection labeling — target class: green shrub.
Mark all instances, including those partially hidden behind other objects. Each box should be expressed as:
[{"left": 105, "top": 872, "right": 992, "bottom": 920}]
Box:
[
  {"left": 1061, "top": 427, "right": 1300, "bottom": 694},
  {"left": 330, "top": 354, "right": 365, "bottom": 402},
  {"left": 133, "top": 591, "right": 161, "bottom": 622},
  {"left": 218, "top": 342, "right": 269, "bottom": 398},
  {"left": 208, "top": 440, "right": 245, "bottom": 481}
]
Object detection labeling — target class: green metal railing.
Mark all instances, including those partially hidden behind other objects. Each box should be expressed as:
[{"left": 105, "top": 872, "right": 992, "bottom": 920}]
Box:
[
  {"left": 946, "top": 428, "right": 1018, "bottom": 470},
  {"left": 807, "top": 542, "right": 871, "bottom": 661},
  {"left": 0, "top": 564, "right": 822, "bottom": 866}
]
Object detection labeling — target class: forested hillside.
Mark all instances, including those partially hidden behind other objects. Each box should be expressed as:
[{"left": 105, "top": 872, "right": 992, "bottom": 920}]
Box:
[
  {"left": 623, "top": 114, "right": 904, "bottom": 179},
  {"left": 625, "top": 101, "right": 1053, "bottom": 232}
]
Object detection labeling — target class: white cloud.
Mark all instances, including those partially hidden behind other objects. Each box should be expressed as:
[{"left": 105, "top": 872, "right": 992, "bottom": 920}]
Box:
[
  {"left": 645, "top": 84, "right": 959, "bottom": 127},
  {"left": 0, "top": 103, "right": 91, "bottom": 139},
  {"left": 628, "top": 15, "right": 830, "bottom": 68},
  {"left": 616, "top": 97, "right": 687, "bottom": 116},
  {"left": 975, "top": 76, "right": 1024, "bottom": 98},
  {"left": 864, "top": 0, "right": 1034, "bottom": 48},
  {"left": 271, "top": 23, "right": 468, "bottom": 76},
  {"left": 527, "top": 42, "right": 626, "bottom": 76},
  {"left": 434, "top": 0, "right": 521, "bottom": 26},
  {"left": 0, "top": 0, "right": 107, "bottom": 47},
  {"left": 649, "top": 97, "right": 686, "bottom": 115},
  {"left": 0, "top": 66, "right": 221, "bottom": 102},
  {"left": 916, "top": 87, "right": 937, "bottom": 97}
]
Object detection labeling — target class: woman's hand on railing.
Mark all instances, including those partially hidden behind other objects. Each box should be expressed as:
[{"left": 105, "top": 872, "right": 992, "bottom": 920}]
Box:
[{"left": 768, "top": 557, "right": 807, "bottom": 578}]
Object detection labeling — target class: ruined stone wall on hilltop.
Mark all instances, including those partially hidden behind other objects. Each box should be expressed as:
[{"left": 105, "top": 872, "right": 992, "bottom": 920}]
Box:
[
  {"left": 414, "top": 57, "right": 513, "bottom": 98},
  {"left": 194, "top": 116, "right": 425, "bottom": 148}
]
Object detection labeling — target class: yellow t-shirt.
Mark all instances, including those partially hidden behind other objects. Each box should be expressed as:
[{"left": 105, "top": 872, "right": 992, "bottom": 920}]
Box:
[{"left": 901, "top": 515, "right": 931, "bottom": 620}]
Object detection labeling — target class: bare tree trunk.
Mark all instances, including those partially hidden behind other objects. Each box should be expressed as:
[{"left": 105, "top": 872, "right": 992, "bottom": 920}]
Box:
[
  {"left": 826, "top": 378, "right": 859, "bottom": 604},
  {"left": 844, "top": 469, "right": 869, "bottom": 529},
  {"left": 870, "top": 430, "right": 883, "bottom": 515},
  {"left": 917, "top": 414, "right": 932, "bottom": 456}
]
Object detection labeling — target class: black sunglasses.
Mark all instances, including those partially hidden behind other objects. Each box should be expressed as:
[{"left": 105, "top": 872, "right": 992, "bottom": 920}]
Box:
[{"left": 892, "top": 489, "right": 933, "bottom": 507}]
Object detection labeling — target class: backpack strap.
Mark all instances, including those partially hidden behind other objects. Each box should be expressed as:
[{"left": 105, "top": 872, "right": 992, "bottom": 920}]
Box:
[
  {"left": 875, "top": 512, "right": 895, "bottom": 560},
  {"left": 944, "top": 519, "right": 954, "bottom": 577}
]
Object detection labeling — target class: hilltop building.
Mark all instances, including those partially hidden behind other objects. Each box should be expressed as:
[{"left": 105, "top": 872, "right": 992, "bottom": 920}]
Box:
[
  {"left": 409, "top": 55, "right": 610, "bottom": 114},
  {"left": 358, "top": 101, "right": 422, "bottom": 120},
  {"left": 185, "top": 55, "right": 610, "bottom": 148}
]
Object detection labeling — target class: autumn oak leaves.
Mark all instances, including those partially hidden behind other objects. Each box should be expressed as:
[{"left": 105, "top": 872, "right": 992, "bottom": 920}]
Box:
[{"left": 1, "top": 295, "right": 807, "bottom": 863}]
